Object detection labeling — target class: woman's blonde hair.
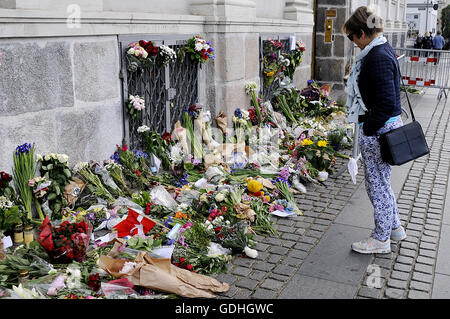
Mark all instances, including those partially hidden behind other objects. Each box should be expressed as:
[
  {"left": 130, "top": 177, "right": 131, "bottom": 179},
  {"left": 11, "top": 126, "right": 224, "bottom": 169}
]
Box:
[{"left": 342, "top": 6, "right": 383, "bottom": 38}]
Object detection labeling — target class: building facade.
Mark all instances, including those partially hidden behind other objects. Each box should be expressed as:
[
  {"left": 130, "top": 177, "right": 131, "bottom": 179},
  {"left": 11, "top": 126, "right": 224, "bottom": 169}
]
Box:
[{"left": 0, "top": 0, "right": 407, "bottom": 170}]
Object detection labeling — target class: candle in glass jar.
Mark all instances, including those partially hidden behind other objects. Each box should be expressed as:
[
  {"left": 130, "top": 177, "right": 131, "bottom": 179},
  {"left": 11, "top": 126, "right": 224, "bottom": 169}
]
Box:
[{"left": 24, "top": 225, "right": 34, "bottom": 246}]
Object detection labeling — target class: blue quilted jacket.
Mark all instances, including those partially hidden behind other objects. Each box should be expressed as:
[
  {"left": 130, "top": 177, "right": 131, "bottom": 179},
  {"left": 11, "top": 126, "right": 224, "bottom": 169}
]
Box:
[{"left": 358, "top": 42, "right": 402, "bottom": 136}]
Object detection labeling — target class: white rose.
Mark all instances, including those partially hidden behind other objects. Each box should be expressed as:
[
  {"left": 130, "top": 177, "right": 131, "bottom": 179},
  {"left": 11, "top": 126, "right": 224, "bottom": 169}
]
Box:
[
  {"left": 44, "top": 154, "right": 51, "bottom": 161},
  {"left": 127, "top": 48, "right": 135, "bottom": 55},
  {"left": 142, "top": 51, "right": 148, "bottom": 59},
  {"left": 215, "top": 193, "right": 225, "bottom": 202},
  {"left": 195, "top": 43, "right": 203, "bottom": 51},
  {"left": 36, "top": 154, "right": 43, "bottom": 161}
]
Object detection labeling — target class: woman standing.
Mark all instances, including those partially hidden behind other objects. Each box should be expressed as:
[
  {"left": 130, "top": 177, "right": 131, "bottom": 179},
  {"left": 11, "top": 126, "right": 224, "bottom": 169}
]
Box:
[{"left": 343, "top": 6, "right": 407, "bottom": 254}]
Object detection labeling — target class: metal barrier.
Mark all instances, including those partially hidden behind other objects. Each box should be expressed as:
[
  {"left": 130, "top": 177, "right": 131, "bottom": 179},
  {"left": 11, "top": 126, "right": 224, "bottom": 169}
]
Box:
[{"left": 394, "top": 48, "right": 450, "bottom": 100}]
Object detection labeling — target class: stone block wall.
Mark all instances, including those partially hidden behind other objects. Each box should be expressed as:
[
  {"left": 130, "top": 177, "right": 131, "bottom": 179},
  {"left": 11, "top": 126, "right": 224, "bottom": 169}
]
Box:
[{"left": 0, "top": 36, "right": 123, "bottom": 171}]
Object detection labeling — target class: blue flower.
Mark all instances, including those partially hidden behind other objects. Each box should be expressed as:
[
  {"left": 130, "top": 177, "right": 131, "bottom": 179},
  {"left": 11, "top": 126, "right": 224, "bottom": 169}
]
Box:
[
  {"left": 307, "top": 79, "right": 315, "bottom": 85},
  {"left": 15, "top": 142, "right": 34, "bottom": 156},
  {"left": 110, "top": 152, "right": 120, "bottom": 164},
  {"left": 134, "top": 149, "right": 148, "bottom": 159},
  {"left": 234, "top": 108, "right": 243, "bottom": 119}
]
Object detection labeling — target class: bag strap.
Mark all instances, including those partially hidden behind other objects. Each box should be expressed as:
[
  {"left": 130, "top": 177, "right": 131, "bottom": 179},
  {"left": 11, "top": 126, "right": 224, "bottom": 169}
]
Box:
[{"left": 396, "top": 57, "right": 416, "bottom": 122}]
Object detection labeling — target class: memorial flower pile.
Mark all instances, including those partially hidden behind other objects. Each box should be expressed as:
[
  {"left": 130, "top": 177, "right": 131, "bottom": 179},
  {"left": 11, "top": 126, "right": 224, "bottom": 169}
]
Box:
[{"left": 0, "top": 36, "right": 355, "bottom": 300}]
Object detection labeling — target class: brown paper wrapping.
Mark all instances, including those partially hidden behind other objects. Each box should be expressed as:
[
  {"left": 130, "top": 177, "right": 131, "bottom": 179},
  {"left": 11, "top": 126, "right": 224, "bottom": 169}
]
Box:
[
  {"left": 98, "top": 252, "right": 229, "bottom": 298},
  {"left": 215, "top": 111, "right": 228, "bottom": 136},
  {"left": 233, "top": 203, "right": 256, "bottom": 222},
  {"left": 63, "top": 177, "right": 86, "bottom": 207},
  {"left": 0, "top": 241, "right": 5, "bottom": 260}
]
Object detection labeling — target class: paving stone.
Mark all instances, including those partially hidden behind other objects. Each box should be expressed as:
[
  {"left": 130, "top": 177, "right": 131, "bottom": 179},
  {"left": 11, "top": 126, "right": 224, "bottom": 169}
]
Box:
[
  {"left": 414, "top": 263, "right": 434, "bottom": 274},
  {"left": 281, "top": 256, "right": 304, "bottom": 267},
  {"left": 410, "top": 280, "right": 431, "bottom": 292},
  {"left": 387, "top": 278, "right": 408, "bottom": 289},
  {"left": 262, "top": 237, "right": 283, "bottom": 246},
  {"left": 251, "top": 288, "right": 278, "bottom": 299},
  {"left": 421, "top": 235, "right": 439, "bottom": 244},
  {"left": 281, "top": 233, "right": 301, "bottom": 242},
  {"left": 260, "top": 278, "right": 285, "bottom": 291},
  {"left": 399, "top": 248, "right": 417, "bottom": 258},
  {"left": 390, "top": 270, "right": 410, "bottom": 281},
  {"left": 412, "top": 272, "right": 433, "bottom": 283},
  {"left": 277, "top": 225, "right": 297, "bottom": 233},
  {"left": 269, "top": 246, "right": 290, "bottom": 255},
  {"left": 384, "top": 287, "right": 405, "bottom": 299},
  {"left": 233, "top": 256, "right": 256, "bottom": 267},
  {"left": 249, "top": 270, "right": 267, "bottom": 281},
  {"left": 294, "top": 242, "right": 314, "bottom": 252},
  {"left": 232, "top": 266, "right": 252, "bottom": 277},
  {"left": 254, "top": 251, "right": 269, "bottom": 261},
  {"left": 216, "top": 273, "right": 238, "bottom": 285},
  {"left": 273, "top": 264, "right": 297, "bottom": 276},
  {"left": 407, "top": 290, "right": 430, "bottom": 299},
  {"left": 235, "top": 278, "right": 259, "bottom": 290},
  {"left": 267, "top": 254, "right": 284, "bottom": 265},
  {"left": 219, "top": 285, "right": 239, "bottom": 298},
  {"left": 416, "top": 256, "right": 435, "bottom": 266},
  {"left": 288, "top": 249, "right": 309, "bottom": 259},
  {"left": 233, "top": 287, "right": 253, "bottom": 298},
  {"left": 268, "top": 273, "right": 290, "bottom": 282},
  {"left": 357, "top": 286, "right": 382, "bottom": 299},
  {"left": 396, "top": 255, "right": 414, "bottom": 265},
  {"left": 394, "top": 263, "right": 413, "bottom": 273},
  {"left": 419, "top": 248, "right": 436, "bottom": 258},
  {"left": 253, "top": 261, "right": 275, "bottom": 272}
]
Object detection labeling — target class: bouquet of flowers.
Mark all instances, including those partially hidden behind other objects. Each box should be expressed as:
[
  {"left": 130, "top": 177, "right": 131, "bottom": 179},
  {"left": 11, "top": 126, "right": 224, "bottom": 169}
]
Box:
[
  {"left": 104, "top": 160, "right": 132, "bottom": 196},
  {"left": 110, "top": 145, "right": 150, "bottom": 188},
  {"left": 295, "top": 136, "right": 336, "bottom": 173},
  {"left": 126, "top": 95, "right": 145, "bottom": 120},
  {"left": 157, "top": 44, "right": 177, "bottom": 67},
  {"left": 280, "top": 40, "right": 306, "bottom": 80},
  {"left": 183, "top": 35, "right": 215, "bottom": 64},
  {"left": 138, "top": 126, "right": 174, "bottom": 171},
  {"left": 274, "top": 180, "right": 302, "bottom": 215},
  {"left": 37, "top": 216, "right": 92, "bottom": 263},
  {"left": 73, "top": 162, "right": 114, "bottom": 203},
  {"left": 262, "top": 39, "right": 283, "bottom": 88},
  {"left": 13, "top": 143, "right": 36, "bottom": 221},
  {"left": 0, "top": 171, "right": 16, "bottom": 201},
  {"left": 232, "top": 108, "right": 252, "bottom": 143},
  {"left": 126, "top": 41, "right": 154, "bottom": 70},
  {"left": 0, "top": 196, "right": 23, "bottom": 233},
  {"left": 37, "top": 152, "right": 72, "bottom": 220},
  {"left": 245, "top": 81, "right": 263, "bottom": 125}
]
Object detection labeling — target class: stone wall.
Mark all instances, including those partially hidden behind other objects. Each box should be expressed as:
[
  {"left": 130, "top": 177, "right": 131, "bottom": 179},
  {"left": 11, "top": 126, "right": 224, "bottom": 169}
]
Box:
[{"left": 0, "top": 35, "right": 123, "bottom": 171}]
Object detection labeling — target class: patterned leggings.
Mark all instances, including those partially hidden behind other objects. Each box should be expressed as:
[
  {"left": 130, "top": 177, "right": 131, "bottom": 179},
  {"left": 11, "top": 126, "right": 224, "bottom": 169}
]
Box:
[{"left": 359, "top": 117, "right": 403, "bottom": 241}]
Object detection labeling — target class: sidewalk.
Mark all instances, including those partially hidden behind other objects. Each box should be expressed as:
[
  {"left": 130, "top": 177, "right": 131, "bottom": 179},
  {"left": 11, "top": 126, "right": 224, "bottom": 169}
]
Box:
[{"left": 214, "top": 87, "right": 450, "bottom": 299}]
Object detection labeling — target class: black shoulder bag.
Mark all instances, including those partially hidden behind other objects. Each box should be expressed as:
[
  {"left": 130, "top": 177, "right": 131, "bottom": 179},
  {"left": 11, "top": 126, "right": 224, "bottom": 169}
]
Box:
[{"left": 378, "top": 67, "right": 430, "bottom": 166}]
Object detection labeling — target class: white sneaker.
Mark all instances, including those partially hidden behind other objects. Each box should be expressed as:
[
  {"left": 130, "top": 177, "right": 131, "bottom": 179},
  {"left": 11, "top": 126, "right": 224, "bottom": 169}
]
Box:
[
  {"left": 391, "top": 226, "right": 407, "bottom": 241},
  {"left": 351, "top": 237, "right": 391, "bottom": 254}
]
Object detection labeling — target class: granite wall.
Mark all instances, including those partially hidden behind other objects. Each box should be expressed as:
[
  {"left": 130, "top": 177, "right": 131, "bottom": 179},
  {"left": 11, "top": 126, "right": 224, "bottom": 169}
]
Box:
[{"left": 0, "top": 36, "right": 123, "bottom": 171}]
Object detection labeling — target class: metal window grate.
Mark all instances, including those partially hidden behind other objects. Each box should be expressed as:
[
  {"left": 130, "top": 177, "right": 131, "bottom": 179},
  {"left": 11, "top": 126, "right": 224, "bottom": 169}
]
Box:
[{"left": 118, "top": 35, "right": 199, "bottom": 150}]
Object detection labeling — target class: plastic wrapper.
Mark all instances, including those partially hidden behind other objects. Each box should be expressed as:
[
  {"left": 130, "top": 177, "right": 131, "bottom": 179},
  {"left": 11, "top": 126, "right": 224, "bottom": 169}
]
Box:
[
  {"left": 176, "top": 189, "right": 200, "bottom": 206},
  {"left": 207, "top": 242, "right": 231, "bottom": 257},
  {"left": 93, "top": 165, "right": 121, "bottom": 193},
  {"left": 348, "top": 154, "right": 361, "bottom": 184},
  {"left": 205, "top": 166, "right": 226, "bottom": 184},
  {"left": 112, "top": 196, "right": 144, "bottom": 213},
  {"left": 63, "top": 177, "right": 86, "bottom": 208},
  {"left": 150, "top": 186, "right": 178, "bottom": 210}
]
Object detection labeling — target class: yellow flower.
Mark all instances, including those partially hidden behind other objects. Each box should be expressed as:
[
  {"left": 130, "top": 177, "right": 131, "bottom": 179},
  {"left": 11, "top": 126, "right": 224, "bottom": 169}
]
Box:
[
  {"left": 247, "top": 179, "right": 263, "bottom": 193},
  {"left": 264, "top": 70, "right": 275, "bottom": 77},
  {"left": 317, "top": 140, "right": 328, "bottom": 147},
  {"left": 301, "top": 138, "right": 313, "bottom": 146}
]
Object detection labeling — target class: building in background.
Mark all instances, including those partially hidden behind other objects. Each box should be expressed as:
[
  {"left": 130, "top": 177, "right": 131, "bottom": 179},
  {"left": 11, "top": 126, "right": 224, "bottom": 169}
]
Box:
[{"left": 406, "top": 0, "right": 446, "bottom": 39}]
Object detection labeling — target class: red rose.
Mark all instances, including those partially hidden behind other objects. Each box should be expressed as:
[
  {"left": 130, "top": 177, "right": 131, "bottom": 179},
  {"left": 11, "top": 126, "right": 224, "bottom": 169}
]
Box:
[
  {"left": 145, "top": 202, "right": 152, "bottom": 215},
  {"left": 162, "top": 132, "right": 173, "bottom": 143},
  {"left": 121, "top": 145, "right": 128, "bottom": 152},
  {"left": 179, "top": 257, "right": 186, "bottom": 264},
  {"left": 186, "top": 264, "right": 193, "bottom": 271},
  {"left": 221, "top": 206, "right": 227, "bottom": 212}
]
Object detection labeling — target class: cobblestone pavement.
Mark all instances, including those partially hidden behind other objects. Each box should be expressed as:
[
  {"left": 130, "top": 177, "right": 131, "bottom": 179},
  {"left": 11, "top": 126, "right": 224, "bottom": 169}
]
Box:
[{"left": 213, "top": 88, "right": 450, "bottom": 299}]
